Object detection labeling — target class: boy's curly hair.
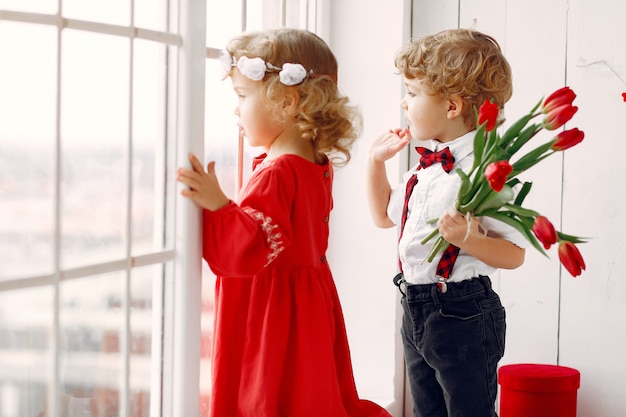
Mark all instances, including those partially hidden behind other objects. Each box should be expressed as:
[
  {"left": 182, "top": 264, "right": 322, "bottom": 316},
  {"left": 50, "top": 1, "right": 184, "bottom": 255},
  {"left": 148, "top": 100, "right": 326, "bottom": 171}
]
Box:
[
  {"left": 226, "top": 28, "right": 361, "bottom": 166},
  {"left": 395, "top": 28, "right": 513, "bottom": 129}
]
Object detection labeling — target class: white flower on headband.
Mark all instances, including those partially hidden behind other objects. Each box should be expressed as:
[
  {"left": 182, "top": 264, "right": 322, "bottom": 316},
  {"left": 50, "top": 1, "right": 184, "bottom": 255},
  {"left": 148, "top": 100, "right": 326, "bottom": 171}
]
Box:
[
  {"left": 279, "top": 63, "right": 308, "bottom": 86},
  {"left": 237, "top": 56, "right": 267, "bottom": 81},
  {"left": 217, "top": 51, "right": 310, "bottom": 85},
  {"left": 218, "top": 49, "right": 235, "bottom": 77}
]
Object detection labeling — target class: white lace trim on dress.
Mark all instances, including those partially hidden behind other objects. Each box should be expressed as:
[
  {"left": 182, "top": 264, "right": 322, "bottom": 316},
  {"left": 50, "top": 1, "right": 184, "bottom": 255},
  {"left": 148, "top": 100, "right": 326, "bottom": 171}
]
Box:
[{"left": 243, "top": 207, "right": 285, "bottom": 266}]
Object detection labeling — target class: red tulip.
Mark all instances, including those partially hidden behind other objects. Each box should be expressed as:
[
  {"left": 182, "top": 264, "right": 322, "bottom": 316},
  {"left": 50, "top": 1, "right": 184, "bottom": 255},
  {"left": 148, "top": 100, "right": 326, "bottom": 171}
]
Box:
[
  {"left": 542, "top": 87, "right": 576, "bottom": 114},
  {"left": 551, "top": 128, "right": 585, "bottom": 151},
  {"left": 532, "top": 216, "right": 558, "bottom": 249},
  {"left": 484, "top": 160, "right": 513, "bottom": 192},
  {"left": 478, "top": 99, "right": 499, "bottom": 132},
  {"left": 558, "top": 241, "right": 586, "bottom": 277},
  {"left": 543, "top": 104, "right": 578, "bottom": 130}
]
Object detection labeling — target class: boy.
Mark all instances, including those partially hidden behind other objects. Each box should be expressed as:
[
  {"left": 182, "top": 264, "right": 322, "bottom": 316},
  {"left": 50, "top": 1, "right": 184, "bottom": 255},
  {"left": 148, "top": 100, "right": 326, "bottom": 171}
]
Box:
[{"left": 366, "top": 29, "right": 526, "bottom": 417}]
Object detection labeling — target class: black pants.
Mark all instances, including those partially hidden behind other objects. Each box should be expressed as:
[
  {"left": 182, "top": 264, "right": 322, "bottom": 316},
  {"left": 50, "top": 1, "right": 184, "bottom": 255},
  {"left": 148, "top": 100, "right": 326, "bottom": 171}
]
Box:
[{"left": 396, "top": 275, "right": 506, "bottom": 417}]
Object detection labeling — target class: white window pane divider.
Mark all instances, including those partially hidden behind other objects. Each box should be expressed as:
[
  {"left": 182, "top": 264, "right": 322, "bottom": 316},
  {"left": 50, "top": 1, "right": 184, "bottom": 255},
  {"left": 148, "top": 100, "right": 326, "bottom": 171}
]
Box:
[
  {"left": 0, "top": 9, "right": 182, "bottom": 46},
  {"left": 0, "top": 251, "right": 176, "bottom": 292}
]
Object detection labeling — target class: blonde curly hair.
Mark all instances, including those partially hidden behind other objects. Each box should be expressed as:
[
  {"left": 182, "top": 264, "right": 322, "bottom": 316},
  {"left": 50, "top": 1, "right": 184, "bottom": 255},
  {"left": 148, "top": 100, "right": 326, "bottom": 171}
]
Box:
[
  {"left": 395, "top": 28, "right": 513, "bottom": 129},
  {"left": 226, "top": 28, "right": 361, "bottom": 166}
]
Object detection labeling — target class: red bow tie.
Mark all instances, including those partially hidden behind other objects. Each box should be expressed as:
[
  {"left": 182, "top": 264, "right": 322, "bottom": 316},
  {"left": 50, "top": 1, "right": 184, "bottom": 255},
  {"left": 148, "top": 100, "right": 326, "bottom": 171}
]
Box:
[{"left": 416, "top": 146, "right": 455, "bottom": 173}]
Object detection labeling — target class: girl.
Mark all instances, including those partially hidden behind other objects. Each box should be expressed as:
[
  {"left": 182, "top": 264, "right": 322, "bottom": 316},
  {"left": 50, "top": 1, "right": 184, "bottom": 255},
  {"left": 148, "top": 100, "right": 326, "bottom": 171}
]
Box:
[{"left": 177, "top": 28, "right": 390, "bottom": 417}]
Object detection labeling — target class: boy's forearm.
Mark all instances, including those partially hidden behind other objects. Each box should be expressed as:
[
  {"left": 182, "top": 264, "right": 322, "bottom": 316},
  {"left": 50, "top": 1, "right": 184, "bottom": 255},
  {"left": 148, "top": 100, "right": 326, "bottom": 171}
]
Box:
[
  {"left": 456, "top": 233, "right": 525, "bottom": 270},
  {"left": 366, "top": 159, "right": 395, "bottom": 228}
]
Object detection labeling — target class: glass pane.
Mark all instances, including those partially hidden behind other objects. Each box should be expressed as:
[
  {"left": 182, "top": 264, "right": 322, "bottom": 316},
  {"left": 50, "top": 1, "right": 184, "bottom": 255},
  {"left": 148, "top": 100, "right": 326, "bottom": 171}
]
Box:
[
  {"left": 0, "top": 287, "right": 53, "bottom": 417},
  {"left": 0, "top": 22, "right": 57, "bottom": 280},
  {"left": 206, "top": 0, "right": 243, "bottom": 47},
  {"left": 0, "top": 0, "right": 56, "bottom": 14},
  {"left": 59, "top": 272, "right": 125, "bottom": 416},
  {"left": 257, "top": 0, "right": 303, "bottom": 29},
  {"left": 60, "top": 30, "right": 130, "bottom": 269},
  {"left": 132, "top": 40, "right": 168, "bottom": 256},
  {"left": 134, "top": 0, "right": 169, "bottom": 32},
  {"left": 204, "top": 58, "right": 240, "bottom": 198},
  {"left": 62, "top": 0, "right": 130, "bottom": 26},
  {"left": 246, "top": 0, "right": 263, "bottom": 31},
  {"left": 130, "top": 264, "right": 161, "bottom": 417},
  {"left": 205, "top": 2, "right": 266, "bottom": 197}
]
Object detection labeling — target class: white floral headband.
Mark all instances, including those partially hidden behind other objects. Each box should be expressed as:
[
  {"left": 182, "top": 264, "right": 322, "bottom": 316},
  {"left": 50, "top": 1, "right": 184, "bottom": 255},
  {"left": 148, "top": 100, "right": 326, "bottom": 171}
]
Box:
[{"left": 219, "top": 50, "right": 332, "bottom": 86}]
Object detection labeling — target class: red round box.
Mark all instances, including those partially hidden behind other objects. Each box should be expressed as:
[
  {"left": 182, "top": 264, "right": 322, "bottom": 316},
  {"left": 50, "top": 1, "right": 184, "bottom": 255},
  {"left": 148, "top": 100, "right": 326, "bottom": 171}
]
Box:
[{"left": 498, "top": 364, "right": 580, "bottom": 417}]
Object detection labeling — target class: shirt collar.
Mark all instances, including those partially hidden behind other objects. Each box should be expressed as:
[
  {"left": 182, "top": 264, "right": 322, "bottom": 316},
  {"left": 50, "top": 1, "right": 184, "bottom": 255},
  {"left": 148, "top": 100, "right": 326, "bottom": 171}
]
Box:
[{"left": 432, "top": 130, "right": 476, "bottom": 164}]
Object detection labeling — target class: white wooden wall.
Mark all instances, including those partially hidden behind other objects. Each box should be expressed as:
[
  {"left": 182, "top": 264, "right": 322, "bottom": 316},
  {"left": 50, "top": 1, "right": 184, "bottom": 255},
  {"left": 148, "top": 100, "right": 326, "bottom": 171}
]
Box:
[{"left": 410, "top": 1, "right": 626, "bottom": 415}]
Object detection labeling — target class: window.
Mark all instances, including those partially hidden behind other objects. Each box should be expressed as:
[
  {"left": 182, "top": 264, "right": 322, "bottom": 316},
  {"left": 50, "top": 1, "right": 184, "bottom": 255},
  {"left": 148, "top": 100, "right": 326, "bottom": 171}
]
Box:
[
  {"left": 0, "top": 1, "right": 342, "bottom": 417},
  {"left": 0, "top": 1, "right": 181, "bottom": 416}
]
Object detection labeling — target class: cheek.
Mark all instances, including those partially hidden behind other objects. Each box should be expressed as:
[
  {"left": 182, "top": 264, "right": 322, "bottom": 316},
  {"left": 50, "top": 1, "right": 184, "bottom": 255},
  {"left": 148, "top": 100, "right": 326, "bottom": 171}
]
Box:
[
  {"left": 406, "top": 102, "right": 423, "bottom": 124},
  {"left": 239, "top": 102, "right": 257, "bottom": 123}
]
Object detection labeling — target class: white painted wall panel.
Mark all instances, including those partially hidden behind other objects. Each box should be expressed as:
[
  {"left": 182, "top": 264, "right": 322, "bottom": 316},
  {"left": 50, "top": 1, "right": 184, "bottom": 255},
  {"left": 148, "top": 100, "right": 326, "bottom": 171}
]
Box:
[
  {"left": 560, "top": 1, "right": 626, "bottom": 416},
  {"left": 328, "top": 1, "right": 409, "bottom": 415},
  {"left": 492, "top": 0, "right": 569, "bottom": 367}
]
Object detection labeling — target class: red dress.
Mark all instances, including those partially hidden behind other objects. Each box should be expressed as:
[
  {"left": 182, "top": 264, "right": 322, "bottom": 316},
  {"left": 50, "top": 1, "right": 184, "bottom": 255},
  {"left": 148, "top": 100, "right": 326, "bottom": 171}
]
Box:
[{"left": 203, "top": 154, "right": 391, "bottom": 417}]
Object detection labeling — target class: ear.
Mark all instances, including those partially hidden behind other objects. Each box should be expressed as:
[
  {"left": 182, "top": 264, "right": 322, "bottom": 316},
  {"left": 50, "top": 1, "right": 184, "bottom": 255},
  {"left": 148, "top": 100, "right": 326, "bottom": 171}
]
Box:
[
  {"left": 282, "top": 86, "right": 300, "bottom": 118},
  {"left": 446, "top": 95, "right": 465, "bottom": 120}
]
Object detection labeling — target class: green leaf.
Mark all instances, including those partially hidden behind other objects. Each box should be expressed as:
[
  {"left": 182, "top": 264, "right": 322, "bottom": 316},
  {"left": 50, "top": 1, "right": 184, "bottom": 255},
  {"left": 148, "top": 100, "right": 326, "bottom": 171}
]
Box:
[
  {"left": 499, "top": 111, "right": 536, "bottom": 148},
  {"left": 472, "top": 124, "right": 486, "bottom": 171},
  {"left": 474, "top": 185, "right": 515, "bottom": 214},
  {"left": 485, "top": 212, "right": 549, "bottom": 257},
  {"left": 455, "top": 169, "right": 472, "bottom": 208},
  {"left": 513, "top": 182, "right": 533, "bottom": 206},
  {"left": 460, "top": 181, "right": 493, "bottom": 213},
  {"left": 506, "top": 123, "right": 542, "bottom": 156},
  {"left": 511, "top": 142, "right": 555, "bottom": 173},
  {"left": 500, "top": 203, "right": 541, "bottom": 218},
  {"left": 556, "top": 231, "right": 589, "bottom": 243}
]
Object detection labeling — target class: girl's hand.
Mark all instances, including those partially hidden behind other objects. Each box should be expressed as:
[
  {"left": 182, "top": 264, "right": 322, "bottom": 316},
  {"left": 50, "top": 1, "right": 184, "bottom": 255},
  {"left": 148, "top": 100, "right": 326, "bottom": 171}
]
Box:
[
  {"left": 177, "top": 153, "right": 230, "bottom": 211},
  {"left": 369, "top": 128, "right": 411, "bottom": 163}
]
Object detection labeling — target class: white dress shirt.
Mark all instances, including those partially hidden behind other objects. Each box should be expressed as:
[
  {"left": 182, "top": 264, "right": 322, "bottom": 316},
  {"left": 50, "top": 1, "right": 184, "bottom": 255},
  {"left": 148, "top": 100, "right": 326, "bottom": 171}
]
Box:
[{"left": 388, "top": 130, "right": 527, "bottom": 285}]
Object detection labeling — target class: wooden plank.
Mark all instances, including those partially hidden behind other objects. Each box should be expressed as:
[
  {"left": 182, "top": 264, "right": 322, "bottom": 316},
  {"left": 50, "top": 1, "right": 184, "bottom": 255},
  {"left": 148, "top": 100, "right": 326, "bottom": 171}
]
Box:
[
  {"left": 560, "top": 0, "right": 626, "bottom": 415},
  {"left": 493, "top": 0, "right": 569, "bottom": 367},
  {"left": 411, "top": 0, "right": 459, "bottom": 38}
]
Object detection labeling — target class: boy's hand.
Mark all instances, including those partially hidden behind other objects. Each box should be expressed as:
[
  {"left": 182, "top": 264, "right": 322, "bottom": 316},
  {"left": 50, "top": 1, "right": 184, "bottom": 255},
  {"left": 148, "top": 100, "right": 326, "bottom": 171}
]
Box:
[
  {"left": 370, "top": 128, "right": 411, "bottom": 163},
  {"left": 177, "top": 153, "right": 230, "bottom": 211},
  {"left": 437, "top": 208, "right": 481, "bottom": 248}
]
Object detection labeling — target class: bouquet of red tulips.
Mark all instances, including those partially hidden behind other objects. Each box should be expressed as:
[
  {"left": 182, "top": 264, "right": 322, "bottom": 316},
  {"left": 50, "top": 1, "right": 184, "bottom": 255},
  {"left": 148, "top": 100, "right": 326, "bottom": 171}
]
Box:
[{"left": 423, "top": 87, "right": 588, "bottom": 277}]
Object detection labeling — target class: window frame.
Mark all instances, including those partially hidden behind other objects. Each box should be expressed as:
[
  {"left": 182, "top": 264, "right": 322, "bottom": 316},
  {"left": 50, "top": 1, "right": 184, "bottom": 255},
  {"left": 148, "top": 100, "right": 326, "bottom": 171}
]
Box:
[{"left": 0, "top": 2, "right": 196, "bottom": 416}]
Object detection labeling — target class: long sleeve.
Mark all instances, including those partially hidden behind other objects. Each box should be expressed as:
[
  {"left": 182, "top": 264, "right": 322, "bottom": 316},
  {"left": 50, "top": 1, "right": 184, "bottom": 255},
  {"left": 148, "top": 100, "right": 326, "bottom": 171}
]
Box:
[{"left": 202, "top": 161, "right": 295, "bottom": 277}]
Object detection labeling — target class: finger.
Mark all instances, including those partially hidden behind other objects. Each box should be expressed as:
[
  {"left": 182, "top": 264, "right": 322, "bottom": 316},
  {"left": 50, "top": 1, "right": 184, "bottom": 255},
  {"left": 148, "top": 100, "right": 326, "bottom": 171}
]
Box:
[
  {"left": 188, "top": 153, "right": 206, "bottom": 172},
  {"left": 389, "top": 137, "right": 410, "bottom": 153},
  {"left": 176, "top": 168, "right": 191, "bottom": 185},
  {"left": 177, "top": 167, "right": 206, "bottom": 192},
  {"left": 447, "top": 206, "right": 460, "bottom": 218},
  {"left": 206, "top": 161, "right": 217, "bottom": 174}
]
